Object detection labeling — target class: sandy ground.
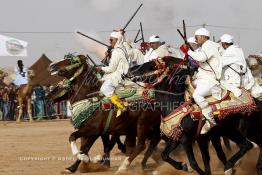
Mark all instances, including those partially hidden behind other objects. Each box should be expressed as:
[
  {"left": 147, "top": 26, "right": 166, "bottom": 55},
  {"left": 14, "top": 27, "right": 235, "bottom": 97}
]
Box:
[{"left": 0, "top": 120, "right": 259, "bottom": 175}]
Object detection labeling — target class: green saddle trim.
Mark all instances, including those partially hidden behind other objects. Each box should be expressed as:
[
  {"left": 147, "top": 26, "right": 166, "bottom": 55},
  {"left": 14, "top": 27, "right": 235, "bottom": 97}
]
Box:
[
  {"left": 125, "top": 88, "right": 155, "bottom": 102},
  {"left": 70, "top": 97, "right": 114, "bottom": 130},
  {"left": 71, "top": 99, "right": 100, "bottom": 129},
  {"left": 115, "top": 87, "right": 137, "bottom": 99},
  {"left": 103, "top": 110, "right": 113, "bottom": 134}
]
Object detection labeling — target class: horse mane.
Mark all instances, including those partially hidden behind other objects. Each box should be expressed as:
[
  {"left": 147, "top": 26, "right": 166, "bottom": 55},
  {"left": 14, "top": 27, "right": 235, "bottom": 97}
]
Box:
[{"left": 128, "top": 56, "right": 183, "bottom": 77}]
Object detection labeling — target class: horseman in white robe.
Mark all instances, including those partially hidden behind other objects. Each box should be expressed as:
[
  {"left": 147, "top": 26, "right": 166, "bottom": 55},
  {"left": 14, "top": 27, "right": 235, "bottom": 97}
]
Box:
[
  {"left": 13, "top": 60, "right": 28, "bottom": 87},
  {"left": 220, "top": 34, "right": 262, "bottom": 98},
  {"left": 143, "top": 35, "right": 170, "bottom": 63},
  {"left": 96, "top": 31, "right": 129, "bottom": 117},
  {"left": 187, "top": 28, "right": 222, "bottom": 134}
]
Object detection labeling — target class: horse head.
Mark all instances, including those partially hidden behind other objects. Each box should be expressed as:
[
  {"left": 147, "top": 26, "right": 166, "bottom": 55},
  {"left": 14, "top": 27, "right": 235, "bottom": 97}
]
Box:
[
  {"left": 48, "top": 53, "right": 101, "bottom": 103},
  {"left": 46, "top": 84, "right": 71, "bottom": 103},
  {"left": 49, "top": 54, "right": 89, "bottom": 79},
  {"left": 126, "top": 56, "right": 188, "bottom": 86}
]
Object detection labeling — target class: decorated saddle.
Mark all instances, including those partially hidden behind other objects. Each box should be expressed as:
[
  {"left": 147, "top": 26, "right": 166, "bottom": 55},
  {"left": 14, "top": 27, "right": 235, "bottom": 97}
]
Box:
[
  {"left": 115, "top": 84, "right": 155, "bottom": 102},
  {"left": 185, "top": 79, "right": 257, "bottom": 119},
  {"left": 160, "top": 78, "right": 258, "bottom": 141},
  {"left": 71, "top": 84, "right": 155, "bottom": 129}
]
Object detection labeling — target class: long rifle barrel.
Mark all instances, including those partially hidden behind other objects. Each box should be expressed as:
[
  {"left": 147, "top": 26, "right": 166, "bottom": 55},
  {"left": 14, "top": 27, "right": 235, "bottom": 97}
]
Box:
[
  {"left": 77, "top": 31, "right": 110, "bottom": 47},
  {"left": 123, "top": 3, "right": 143, "bottom": 30},
  {"left": 86, "top": 54, "right": 97, "bottom": 66},
  {"left": 140, "top": 22, "right": 145, "bottom": 43},
  {"left": 177, "top": 28, "right": 194, "bottom": 51}
]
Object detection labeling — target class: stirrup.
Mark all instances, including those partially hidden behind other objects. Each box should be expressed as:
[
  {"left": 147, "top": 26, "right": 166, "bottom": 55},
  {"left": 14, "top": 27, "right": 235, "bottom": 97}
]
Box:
[{"left": 200, "top": 120, "right": 215, "bottom": 135}]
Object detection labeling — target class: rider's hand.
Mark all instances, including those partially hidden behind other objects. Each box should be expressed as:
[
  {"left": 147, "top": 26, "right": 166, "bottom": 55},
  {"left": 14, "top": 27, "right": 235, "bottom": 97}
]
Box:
[
  {"left": 95, "top": 66, "right": 102, "bottom": 71},
  {"left": 119, "top": 29, "right": 126, "bottom": 35},
  {"left": 104, "top": 51, "right": 110, "bottom": 57},
  {"left": 180, "top": 44, "right": 189, "bottom": 54}
]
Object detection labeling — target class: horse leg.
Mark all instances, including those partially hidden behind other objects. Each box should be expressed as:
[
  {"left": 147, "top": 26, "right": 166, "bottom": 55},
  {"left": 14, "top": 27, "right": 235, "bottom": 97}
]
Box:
[
  {"left": 16, "top": 98, "right": 23, "bottom": 122},
  {"left": 223, "top": 128, "right": 253, "bottom": 175},
  {"left": 182, "top": 135, "right": 205, "bottom": 175},
  {"left": 100, "top": 134, "right": 111, "bottom": 167},
  {"left": 27, "top": 98, "right": 33, "bottom": 122},
  {"left": 99, "top": 134, "right": 126, "bottom": 167},
  {"left": 116, "top": 132, "right": 136, "bottom": 173},
  {"left": 210, "top": 136, "right": 227, "bottom": 165},
  {"left": 141, "top": 135, "right": 161, "bottom": 170},
  {"left": 197, "top": 137, "right": 211, "bottom": 175},
  {"left": 66, "top": 136, "right": 98, "bottom": 173},
  {"left": 124, "top": 133, "right": 136, "bottom": 156},
  {"left": 106, "top": 134, "right": 126, "bottom": 154},
  {"left": 118, "top": 121, "right": 156, "bottom": 172},
  {"left": 114, "top": 134, "right": 126, "bottom": 153},
  {"left": 161, "top": 139, "right": 187, "bottom": 171},
  {"left": 257, "top": 145, "right": 262, "bottom": 175},
  {"left": 223, "top": 137, "right": 232, "bottom": 151}
]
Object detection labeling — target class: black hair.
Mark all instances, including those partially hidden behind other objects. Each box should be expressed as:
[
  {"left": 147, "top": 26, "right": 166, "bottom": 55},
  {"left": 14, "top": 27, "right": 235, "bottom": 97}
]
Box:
[{"left": 17, "top": 60, "right": 24, "bottom": 73}]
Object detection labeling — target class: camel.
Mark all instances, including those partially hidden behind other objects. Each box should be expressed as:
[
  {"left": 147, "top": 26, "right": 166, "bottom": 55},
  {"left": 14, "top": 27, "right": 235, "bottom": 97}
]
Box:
[
  {"left": 16, "top": 70, "right": 35, "bottom": 122},
  {"left": 0, "top": 69, "right": 8, "bottom": 83}
]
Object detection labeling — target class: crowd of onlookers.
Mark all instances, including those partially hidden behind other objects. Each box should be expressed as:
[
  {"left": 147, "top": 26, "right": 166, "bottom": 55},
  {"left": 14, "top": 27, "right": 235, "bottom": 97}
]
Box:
[{"left": 0, "top": 84, "right": 70, "bottom": 121}]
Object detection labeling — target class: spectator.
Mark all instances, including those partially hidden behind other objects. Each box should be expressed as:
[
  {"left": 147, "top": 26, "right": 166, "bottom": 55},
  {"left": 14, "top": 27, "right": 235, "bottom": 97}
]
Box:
[
  {"left": 33, "top": 84, "right": 45, "bottom": 120},
  {"left": 0, "top": 87, "right": 3, "bottom": 120},
  {"left": 7, "top": 83, "right": 17, "bottom": 120},
  {"left": 2, "top": 87, "right": 9, "bottom": 120},
  {"left": 44, "top": 85, "right": 55, "bottom": 118}
]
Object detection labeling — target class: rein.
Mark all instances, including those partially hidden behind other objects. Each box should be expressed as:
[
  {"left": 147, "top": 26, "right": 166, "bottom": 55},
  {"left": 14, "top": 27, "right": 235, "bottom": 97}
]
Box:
[
  {"left": 70, "top": 66, "right": 96, "bottom": 103},
  {"left": 166, "top": 56, "right": 188, "bottom": 92}
]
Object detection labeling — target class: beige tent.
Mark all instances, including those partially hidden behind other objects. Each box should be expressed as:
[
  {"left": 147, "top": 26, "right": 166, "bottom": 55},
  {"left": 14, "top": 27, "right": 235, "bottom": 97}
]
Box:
[{"left": 29, "top": 54, "right": 63, "bottom": 86}]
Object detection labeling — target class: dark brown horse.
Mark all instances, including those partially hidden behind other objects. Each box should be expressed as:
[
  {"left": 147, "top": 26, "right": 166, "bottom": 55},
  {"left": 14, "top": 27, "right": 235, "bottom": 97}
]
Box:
[
  {"left": 48, "top": 55, "right": 161, "bottom": 173},
  {"left": 129, "top": 57, "right": 262, "bottom": 175}
]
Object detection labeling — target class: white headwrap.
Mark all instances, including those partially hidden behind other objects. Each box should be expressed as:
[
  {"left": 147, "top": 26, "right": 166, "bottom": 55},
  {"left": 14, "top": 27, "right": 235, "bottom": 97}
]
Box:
[
  {"left": 220, "top": 34, "right": 234, "bottom": 43},
  {"left": 149, "top": 35, "right": 161, "bottom": 43},
  {"left": 110, "top": 31, "right": 122, "bottom": 39},
  {"left": 110, "top": 31, "right": 124, "bottom": 48},
  {"left": 195, "top": 28, "right": 210, "bottom": 37}
]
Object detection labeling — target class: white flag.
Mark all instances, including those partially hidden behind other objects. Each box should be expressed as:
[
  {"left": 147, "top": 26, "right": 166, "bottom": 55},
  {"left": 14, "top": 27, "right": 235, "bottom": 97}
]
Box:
[{"left": 0, "top": 35, "right": 28, "bottom": 56}]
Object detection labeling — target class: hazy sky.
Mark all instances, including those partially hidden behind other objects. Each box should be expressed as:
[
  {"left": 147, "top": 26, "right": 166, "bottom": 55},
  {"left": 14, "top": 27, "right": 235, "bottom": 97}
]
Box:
[{"left": 0, "top": 0, "right": 262, "bottom": 67}]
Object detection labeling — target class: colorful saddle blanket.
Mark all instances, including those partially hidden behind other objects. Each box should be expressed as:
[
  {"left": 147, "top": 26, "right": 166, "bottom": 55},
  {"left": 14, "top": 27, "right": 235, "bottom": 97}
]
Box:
[
  {"left": 71, "top": 85, "right": 155, "bottom": 129},
  {"left": 160, "top": 79, "right": 257, "bottom": 141},
  {"left": 185, "top": 80, "right": 257, "bottom": 119},
  {"left": 115, "top": 85, "right": 155, "bottom": 103},
  {"left": 70, "top": 98, "right": 100, "bottom": 129}
]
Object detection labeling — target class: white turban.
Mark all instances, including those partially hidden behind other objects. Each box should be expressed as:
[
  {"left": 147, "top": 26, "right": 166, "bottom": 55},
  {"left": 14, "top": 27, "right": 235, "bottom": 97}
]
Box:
[
  {"left": 220, "top": 34, "right": 234, "bottom": 43},
  {"left": 110, "top": 31, "right": 122, "bottom": 39},
  {"left": 110, "top": 31, "right": 124, "bottom": 48},
  {"left": 187, "top": 37, "right": 197, "bottom": 44},
  {"left": 195, "top": 28, "right": 210, "bottom": 37},
  {"left": 149, "top": 35, "right": 161, "bottom": 43}
]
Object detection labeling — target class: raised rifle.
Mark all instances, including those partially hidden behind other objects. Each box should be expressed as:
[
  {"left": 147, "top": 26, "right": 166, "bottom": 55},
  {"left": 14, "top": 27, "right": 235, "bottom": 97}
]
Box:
[
  {"left": 76, "top": 31, "right": 110, "bottom": 48},
  {"left": 177, "top": 20, "right": 194, "bottom": 51},
  {"left": 122, "top": 3, "right": 143, "bottom": 30}
]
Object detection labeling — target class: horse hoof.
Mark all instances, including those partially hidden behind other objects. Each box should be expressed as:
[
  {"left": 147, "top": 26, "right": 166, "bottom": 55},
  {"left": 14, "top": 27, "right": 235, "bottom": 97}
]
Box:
[
  {"left": 182, "top": 163, "right": 193, "bottom": 173},
  {"left": 152, "top": 170, "right": 160, "bottom": 175},
  {"left": 224, "top": 168, "right": 233, "bottom": 175},
  {"left": 16, "top": 120, "right": 21, "bottom": 123},
  {"left": 61, "top": 169, "right": 73, "bottom": 174},
  {"left": 29, "top": 120, "right": 34, "bottom": 123},
  {"left": 141, "top": 163, "right": 146, "bottom": 170},
  {"left": 115, "top": 169, "right": 127, "bottom": 174}
]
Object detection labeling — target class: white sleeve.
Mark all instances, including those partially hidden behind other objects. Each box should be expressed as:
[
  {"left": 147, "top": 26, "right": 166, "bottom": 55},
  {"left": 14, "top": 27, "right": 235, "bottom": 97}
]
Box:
[
  {"left": 14, "top": 66, "right": 19, "bottom": 74},
  {"left": 221, "top": 53, "right": 237, "bottom": 67},
  {"left": 188, "top": 50, "right": 209, "bottom": 62},
  {"left": 101, "top": 51, "right": 122, "bottom": 73}
]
